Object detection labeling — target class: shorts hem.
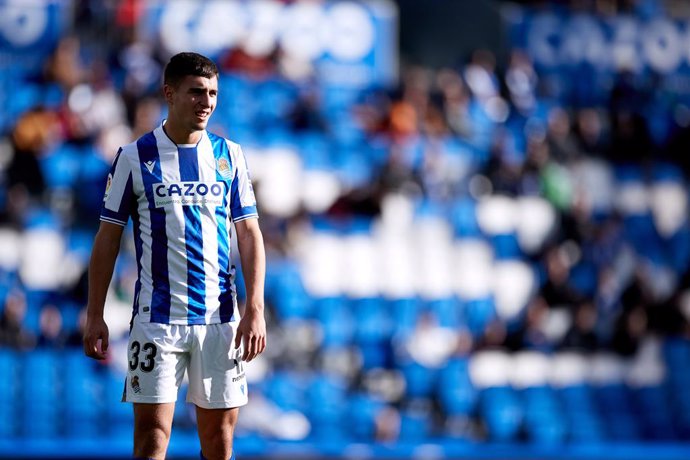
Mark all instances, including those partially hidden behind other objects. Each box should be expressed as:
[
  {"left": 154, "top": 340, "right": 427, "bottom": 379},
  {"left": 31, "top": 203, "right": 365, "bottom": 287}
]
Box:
[
  {"left": 124, "top": 395, "right": 177, "bottom": 404},
  {"left": 187, "top": 396, "right": 249, "bottom": 409}
]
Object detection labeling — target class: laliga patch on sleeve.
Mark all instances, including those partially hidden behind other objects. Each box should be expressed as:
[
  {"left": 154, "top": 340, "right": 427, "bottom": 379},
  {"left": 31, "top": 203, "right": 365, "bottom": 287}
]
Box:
[{"left": 103, "top": 173, "right": 113, "bottom": 201}]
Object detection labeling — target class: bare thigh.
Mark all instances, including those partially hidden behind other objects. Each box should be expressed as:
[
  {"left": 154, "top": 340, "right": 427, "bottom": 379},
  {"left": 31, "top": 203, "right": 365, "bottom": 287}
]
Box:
[
  {"left": 133, "top": 402, "right": 176, "bottom": 460},
  {"left": 196, "top": 405, "right": 240, "bottom": 460}
]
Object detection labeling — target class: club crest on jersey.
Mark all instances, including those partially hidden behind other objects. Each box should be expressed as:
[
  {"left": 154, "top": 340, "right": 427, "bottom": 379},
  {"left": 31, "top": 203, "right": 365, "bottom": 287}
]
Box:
[
  {"left": 153, "top": 181, "right": 224, "bottom": 207},
  {"left": 216, "top": 158, "right": 232, "bottom": 179}
]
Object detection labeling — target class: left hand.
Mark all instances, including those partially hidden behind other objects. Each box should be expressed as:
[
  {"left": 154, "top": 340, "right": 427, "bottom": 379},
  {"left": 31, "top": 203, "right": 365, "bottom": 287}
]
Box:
[{"left": 235, "top": 307, "right": 267, "bottom": 362}]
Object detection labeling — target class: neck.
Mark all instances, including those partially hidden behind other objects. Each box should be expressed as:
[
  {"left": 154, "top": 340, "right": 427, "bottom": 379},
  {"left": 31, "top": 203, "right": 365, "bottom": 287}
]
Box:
[{"left": 163, "top": 119, "right": 202, "bottom": 145}]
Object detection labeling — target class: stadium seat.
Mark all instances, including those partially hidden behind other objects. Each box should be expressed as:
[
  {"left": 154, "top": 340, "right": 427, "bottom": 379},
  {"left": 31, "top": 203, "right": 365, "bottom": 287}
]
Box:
[
  {"left": 480, "top": 386, "right": 523, "bottom": 442},
  {"left": 62, "top": 350, "right": 103, "bottom": 438},
  {"left": 399, "top": 360, "right": 437, "bottom": 399},
  {"left": 306, "top": 374, "right": 347, "bottom": 440},
  {"left": 438, "top": 358, "right": 477, "bottom": 417},
  {"left": 314, "top": 296, "right": 355, "bottom": 348},
  {"left": 22, "top": 350, "right": 60, "bottom": 438}
]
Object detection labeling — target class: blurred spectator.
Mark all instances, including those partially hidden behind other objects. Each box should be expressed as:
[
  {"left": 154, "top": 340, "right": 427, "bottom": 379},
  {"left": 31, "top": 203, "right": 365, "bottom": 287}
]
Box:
[
  {"left": 0, "top": 290, "right": 35, "bottom": 349},
  {"left": 560, "top": 300, "right": 599, "bottom": 352},
  {"left": 36, "top": 304, "right": 66, "bottom": 349},
  {"left": 400, "top": 311, "right": 458, "bottom": 368},
  {"left": 6, "top": 108, "right": 59, "bottom": 213},
  {"left": 65, "top": 307, "right": 87, "bottom": 348},
  {"left": 540, "top": 245, "right": 585, "bottom": 309}
]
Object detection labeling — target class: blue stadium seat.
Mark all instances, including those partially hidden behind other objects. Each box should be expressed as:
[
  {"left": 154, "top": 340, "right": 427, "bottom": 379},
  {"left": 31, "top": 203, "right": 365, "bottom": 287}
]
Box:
[
  {"left": 387, "top": 297, "right": 420, "bottom": 336},
  {"left": 62, "top": 350, "right": 103, "bottom": 438},
  {"left": 314, "top": 297, "right": 354, "bottom": 348},
  {"left": 633, "top": 385, "right": 677, "bottom": 440},
  {"left": 521, "top": 386, "right": 566, "bottom": 445},
  {"left": 0, "top": 350, "right": 19, "bottom": 438},
  {"left": 353, "top": 297, "right": 393, "bottom": 369},
  {"left": 438, "top": 358, "right": 476, "bottom": 417},
  {"left": 255, "top": 79, "right": 297, "bottom": 124},
  {"left": 306, "top": 375, "right": 346, "bottom": 440},
  {"left": 399, "top": 360, "right": 437, "bottom": 399},
  {"left": 463, "top": 297, "right": 496, "bottom": 337},
  {"left": 480, "top": 386, "right": 523, "bottom": 442},
  {"left": 268, "top": 261, "right": 311, "bottom": 320},
  {"left": 450, "top": 198, "right": 481, "bottom": 238},
  {"left": 557, "top": 384, "right": 604, "bottom": 443},
  {"left": 265, "top": 372, "right": 306, "bottom": 413},
  {"left": 347, "top": 393, "right": 385, "bottom": 441},
  {"left": 491, "top": 233, "right": 522, "bottom": 260},
  {"left": 399, "top": 407, "right": 432, "bottom": 441},
  {"left": 353, "top": 297, "right": 393, "bottom": 344},
  {"left": 40, "top": 143, "right": 82, "bottom": 190},
  {"left": 103, "top": 371, "right": 132, "bottom": 436},
  {"left": 22, "top": 350, "right": 60, "bottom": 438},
  {"left": 427, "top": 297, "right": 462, "bottom": 329},
  {"left": 297, "top": 131, "right": 331, "bottom": 170}
]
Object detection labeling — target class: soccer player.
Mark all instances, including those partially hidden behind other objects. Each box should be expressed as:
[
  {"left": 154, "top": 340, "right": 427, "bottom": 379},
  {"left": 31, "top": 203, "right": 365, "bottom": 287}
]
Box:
[{"left": 83, "top": 52, "right": 266, "bottom": 460}]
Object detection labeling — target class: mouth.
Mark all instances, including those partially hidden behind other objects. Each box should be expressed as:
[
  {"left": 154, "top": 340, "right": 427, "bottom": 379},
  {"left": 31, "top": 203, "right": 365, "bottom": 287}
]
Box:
[{"left": 195, "top": 110, "right": 210, "bottom": 121}]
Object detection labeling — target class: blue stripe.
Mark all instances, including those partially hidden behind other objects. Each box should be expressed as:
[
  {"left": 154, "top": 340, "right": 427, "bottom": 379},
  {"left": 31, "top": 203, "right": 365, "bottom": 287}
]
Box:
[
  {"left": 209, "top": 134, "right": 234, "bottom": 322},
  {"left": 131, "top": 210, "right": 143, "bottom": 319},
  {"left": 178, "top": 146, "right": 206, "bottom": 322},
  {"left": 137, "top": 132, "right": 171, "bottom": 323}
]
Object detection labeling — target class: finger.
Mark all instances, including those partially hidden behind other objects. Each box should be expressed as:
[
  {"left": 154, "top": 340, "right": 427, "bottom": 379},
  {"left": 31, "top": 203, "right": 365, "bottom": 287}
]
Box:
[
  {"left": 244, "top": 335, "right": 256, "bottom": 361},
  {"left": 84, "top": 335, "right": 96, "bottom": 358},
  {"left": 242, "top": 335, "right": 251, "bottom": 361},
  {"left": 96, "top": 339, "right": 107, "bottom": 359},
  {"left": 249, "top": 335, "right": 260, "bottom": 361}
]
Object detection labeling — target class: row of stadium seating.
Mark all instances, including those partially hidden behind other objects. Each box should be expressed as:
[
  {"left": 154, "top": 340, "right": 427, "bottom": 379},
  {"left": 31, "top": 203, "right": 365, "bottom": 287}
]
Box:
[{"left": 1, "top": 337, "right": 689, "bottom": 442}]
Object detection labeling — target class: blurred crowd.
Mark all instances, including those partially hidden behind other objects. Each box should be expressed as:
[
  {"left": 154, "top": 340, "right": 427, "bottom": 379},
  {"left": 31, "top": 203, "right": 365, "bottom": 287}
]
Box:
[{"left": 1, "top": 0, "right": 690, "bottom": 444}]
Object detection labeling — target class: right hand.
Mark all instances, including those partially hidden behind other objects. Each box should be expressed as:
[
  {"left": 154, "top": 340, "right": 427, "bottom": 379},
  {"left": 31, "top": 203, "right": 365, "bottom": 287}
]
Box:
[{"left": 83, "top": 314, "right": 110, "bottom": 360}]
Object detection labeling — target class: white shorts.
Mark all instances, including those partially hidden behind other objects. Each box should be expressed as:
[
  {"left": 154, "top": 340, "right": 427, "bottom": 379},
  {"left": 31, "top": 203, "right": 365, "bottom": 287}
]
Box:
[{"left": 123, "top": 315, "right": 248, "bottom": 409}]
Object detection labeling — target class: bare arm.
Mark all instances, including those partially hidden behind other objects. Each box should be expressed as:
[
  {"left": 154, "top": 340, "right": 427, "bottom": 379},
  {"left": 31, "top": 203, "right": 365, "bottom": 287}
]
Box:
[
  {"left": 83, "top": 221, "right": 125, "bottom": 360},
  {"left": 233, "top": 217, "right": 267, "bottom": 361}
]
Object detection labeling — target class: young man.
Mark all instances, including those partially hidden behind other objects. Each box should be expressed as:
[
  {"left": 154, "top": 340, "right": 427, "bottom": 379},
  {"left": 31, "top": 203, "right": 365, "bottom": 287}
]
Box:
[{"left": 83, "top": 52, "right": 266, "bottom": 460}]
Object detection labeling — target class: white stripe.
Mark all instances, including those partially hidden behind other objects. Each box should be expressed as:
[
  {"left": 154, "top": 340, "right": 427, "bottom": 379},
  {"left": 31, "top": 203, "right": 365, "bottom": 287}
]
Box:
[
  {"left": 198, "top": 134, "right": 221, "bottom": 323},
  {"left": 103, "top": 148, "right": 131, "bottom": 213},
  {"left": 154, "top": 129, "right": 189, "bottom": 322},
  {"left": 232, "top": 213, "right": 259, "bottom": 223},
  {"left": 130, "top": 149, "right": 153, "bottom": 322},
  {"left": 227, "top": 212, "right": 239, "bottom": 321},
  {"left": 99, "top": 216, "right": 127, "bottom": 226}
]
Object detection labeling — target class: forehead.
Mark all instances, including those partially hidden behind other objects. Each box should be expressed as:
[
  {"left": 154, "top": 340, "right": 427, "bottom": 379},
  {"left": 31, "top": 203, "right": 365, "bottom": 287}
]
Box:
[{"left": 176, "top": 74, "right": 218, "bottom": 91}]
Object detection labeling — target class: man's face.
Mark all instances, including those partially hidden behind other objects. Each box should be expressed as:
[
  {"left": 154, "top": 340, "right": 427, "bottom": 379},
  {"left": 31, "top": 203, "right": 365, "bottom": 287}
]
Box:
[{"left": 164, "top": 74, "right": 218, "bottom": 133}]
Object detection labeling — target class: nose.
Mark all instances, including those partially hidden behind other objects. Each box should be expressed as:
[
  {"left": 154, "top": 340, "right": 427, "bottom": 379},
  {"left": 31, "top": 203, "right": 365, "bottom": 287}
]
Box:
[
  {"left": 199, "top": 93, "right": 211, "bottom": 107},
  {"left": 199, "top": 91, "right": 213, "bottom": 108}
]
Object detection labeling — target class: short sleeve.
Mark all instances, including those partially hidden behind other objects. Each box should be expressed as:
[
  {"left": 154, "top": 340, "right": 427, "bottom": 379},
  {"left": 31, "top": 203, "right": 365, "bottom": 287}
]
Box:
[
  {"left": 100, "top": 148, "right": 134, "bottom": 226},
  {"left": 229, "top": 144, "right": 258, "bottom": 222}
]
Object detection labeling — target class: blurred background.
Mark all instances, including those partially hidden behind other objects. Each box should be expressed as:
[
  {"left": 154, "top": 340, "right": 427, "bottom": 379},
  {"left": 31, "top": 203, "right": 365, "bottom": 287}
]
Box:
[{"left": 1, "top": 0, "right": 690, "bottom": 458}]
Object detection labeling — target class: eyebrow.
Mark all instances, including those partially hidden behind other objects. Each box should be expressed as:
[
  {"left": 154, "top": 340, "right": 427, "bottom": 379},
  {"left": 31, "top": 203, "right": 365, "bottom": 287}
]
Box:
[{"left": 188, "top": 86, "right": 217, "bottom": 93}]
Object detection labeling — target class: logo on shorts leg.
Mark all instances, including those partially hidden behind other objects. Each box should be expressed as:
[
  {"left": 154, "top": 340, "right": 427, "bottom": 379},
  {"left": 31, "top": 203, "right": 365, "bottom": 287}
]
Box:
[
  {"left": 240, "top": 384, "right": 245, "bottom": 395},
  {"left": 131, "top": 375, "right": 141, "bottom": 394}
]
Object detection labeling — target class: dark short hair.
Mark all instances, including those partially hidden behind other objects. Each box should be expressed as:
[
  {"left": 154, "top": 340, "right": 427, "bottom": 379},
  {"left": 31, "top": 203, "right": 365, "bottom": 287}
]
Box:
[{"left": 163, "top": 52, "right": 218, "bottom": 88}]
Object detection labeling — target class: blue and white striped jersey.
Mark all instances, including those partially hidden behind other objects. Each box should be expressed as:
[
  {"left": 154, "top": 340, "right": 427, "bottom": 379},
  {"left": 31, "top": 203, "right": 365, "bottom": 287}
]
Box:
[{"left": 100, "top": 122, "right": 258, "bottom": 325}]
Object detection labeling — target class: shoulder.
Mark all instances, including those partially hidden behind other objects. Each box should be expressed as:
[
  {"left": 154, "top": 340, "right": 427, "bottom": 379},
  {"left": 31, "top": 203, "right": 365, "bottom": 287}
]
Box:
[
  {"left": 207, "top": 130, "right": 242, "bottom": 157},
  {"left": 109, "top": 139, "right": 138, "bottom": 168}
]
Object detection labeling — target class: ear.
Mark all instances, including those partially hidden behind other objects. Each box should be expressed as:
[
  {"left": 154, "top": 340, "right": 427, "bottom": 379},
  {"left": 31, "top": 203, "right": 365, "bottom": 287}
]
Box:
[{"left": 163, "top": 84, "right": 175, "bottom": 105}]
